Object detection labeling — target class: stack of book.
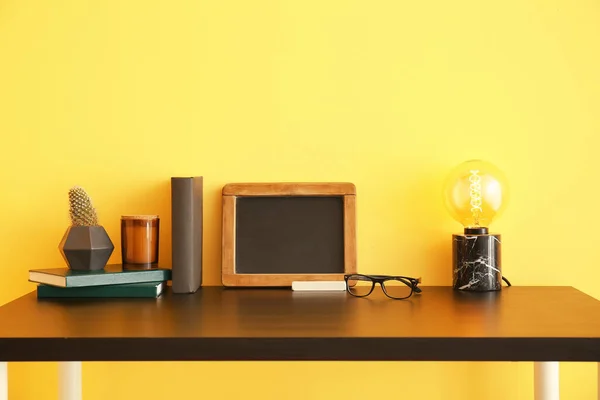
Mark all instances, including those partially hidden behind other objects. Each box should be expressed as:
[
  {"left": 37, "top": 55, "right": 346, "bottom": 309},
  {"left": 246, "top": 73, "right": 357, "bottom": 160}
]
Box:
[{"left": 29, "top": 264, "right": 172, "bottom": 299}]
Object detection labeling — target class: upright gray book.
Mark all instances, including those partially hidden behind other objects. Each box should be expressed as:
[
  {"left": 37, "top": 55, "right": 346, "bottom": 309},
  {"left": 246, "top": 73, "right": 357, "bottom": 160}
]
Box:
[{"left": 171, "top": 176, "right": 203, "bottom": 293}]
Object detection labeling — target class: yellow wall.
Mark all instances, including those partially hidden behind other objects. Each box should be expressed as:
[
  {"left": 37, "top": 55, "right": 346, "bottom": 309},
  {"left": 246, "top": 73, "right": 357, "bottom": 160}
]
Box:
[{"left": 1, "top": 0, "right": 599, "bottom": 398}]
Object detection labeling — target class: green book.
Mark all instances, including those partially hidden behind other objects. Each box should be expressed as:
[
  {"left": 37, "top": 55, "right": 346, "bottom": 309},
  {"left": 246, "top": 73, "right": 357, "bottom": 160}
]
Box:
[
  {"left": 29, "top": 264, "right": 172, "bottom": 288},
  {"left": 37, "top": 281, "right": 166, "bottom": 298}
]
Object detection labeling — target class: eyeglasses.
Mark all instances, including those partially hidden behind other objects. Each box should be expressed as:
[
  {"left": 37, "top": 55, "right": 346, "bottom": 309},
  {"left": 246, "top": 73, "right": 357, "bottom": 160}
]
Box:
[{"left": 344, "top": 274, "right": 422, "bottom": 300}]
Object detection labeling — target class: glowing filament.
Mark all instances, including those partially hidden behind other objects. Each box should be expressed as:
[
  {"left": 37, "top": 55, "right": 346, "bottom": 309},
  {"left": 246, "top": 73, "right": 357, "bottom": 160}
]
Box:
[{"left": 469, "top": 169, "right": 482, "bottom": 225}]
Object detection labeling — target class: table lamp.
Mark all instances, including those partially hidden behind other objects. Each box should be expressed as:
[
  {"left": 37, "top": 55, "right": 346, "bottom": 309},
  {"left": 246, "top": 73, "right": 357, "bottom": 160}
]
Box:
[{"left": 443, "top": 159, "right": 509, "bottom": 291}]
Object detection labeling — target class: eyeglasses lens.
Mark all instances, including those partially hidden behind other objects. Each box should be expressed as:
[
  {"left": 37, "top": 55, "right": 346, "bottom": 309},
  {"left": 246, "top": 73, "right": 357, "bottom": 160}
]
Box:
[
  {"left": 382, "top": 278, "right": 413, "bottom": 299},
  {"left": 347, "top": 275, "right": 373, "bottom": 297}
]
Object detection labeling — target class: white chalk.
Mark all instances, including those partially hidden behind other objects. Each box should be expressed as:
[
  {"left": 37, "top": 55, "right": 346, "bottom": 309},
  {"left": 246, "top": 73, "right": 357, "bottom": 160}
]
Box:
[{"left": 291, "top": 281, "right": 346, "bottom": 292}]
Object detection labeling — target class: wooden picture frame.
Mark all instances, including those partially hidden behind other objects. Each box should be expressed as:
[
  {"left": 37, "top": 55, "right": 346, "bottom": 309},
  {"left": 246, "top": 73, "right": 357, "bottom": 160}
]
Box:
[{"left": 221, "top": 182, "right": 357, "bottom": 287}]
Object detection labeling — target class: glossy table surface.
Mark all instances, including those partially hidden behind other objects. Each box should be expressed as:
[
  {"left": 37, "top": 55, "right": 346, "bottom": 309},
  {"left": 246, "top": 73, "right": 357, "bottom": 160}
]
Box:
[{"left": 1, "top": 286, "right": 600, "bottom": 362}]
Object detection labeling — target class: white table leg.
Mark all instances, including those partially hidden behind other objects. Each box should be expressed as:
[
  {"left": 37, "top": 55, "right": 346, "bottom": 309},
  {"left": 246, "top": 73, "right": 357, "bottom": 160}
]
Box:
[
  {"left": 0, "top": 362, "right": 7, "bottom": 400},
  {"left": 59, "top": 362, "right": 81, "bottom": 400},
  {"left": 534, "top": 362, "right": 559, "bottom": 400}
]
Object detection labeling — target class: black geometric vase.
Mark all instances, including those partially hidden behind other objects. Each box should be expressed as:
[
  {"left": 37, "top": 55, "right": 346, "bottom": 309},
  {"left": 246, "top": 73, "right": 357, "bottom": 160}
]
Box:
[{"left": 59, "top": 226, "right": 115, "bottom": 271}]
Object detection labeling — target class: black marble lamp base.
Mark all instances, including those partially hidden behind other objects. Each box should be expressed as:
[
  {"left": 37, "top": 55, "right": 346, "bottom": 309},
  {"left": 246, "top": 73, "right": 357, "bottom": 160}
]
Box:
[{"left": 453, "top": 232, "right": 502, "bottom": 291}]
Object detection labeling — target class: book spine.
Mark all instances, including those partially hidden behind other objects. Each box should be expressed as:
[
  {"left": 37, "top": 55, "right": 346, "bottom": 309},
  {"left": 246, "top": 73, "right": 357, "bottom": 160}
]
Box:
[
  {"left": 37, "top": 283, "right": 163, "bottom": 298},
  {"left": 171, "top": 177, "right": 203, "bottom": 293},
  {"left": 67, "top": 269, "right": 171, "bottom": 287}
]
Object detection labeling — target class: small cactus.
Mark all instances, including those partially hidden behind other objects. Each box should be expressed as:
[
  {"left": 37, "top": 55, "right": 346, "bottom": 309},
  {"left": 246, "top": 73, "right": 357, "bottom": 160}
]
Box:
[{"left": 68, "top": 186, "right": 99, "bottom": 226}]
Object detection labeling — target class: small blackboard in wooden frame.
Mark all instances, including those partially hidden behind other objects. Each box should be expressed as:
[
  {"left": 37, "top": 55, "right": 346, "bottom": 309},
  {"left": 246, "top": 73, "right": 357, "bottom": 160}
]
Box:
[{"left": 221, "top": 182, "right": 357, "bottom": 287}]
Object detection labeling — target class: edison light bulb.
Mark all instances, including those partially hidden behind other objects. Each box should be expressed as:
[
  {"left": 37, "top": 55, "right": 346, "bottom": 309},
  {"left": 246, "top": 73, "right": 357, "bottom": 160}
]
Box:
[
  {"left": 444, "top": 159, "right": 509, "bottom": 292},
  {"left": 443, "top": 159, "right": 509, "bottom": 232}
]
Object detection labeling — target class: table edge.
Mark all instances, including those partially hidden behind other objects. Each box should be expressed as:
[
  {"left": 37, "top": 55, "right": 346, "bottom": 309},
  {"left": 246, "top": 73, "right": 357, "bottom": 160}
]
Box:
[{"left": 1, "top": 336, "right": 599, "bottom": 362}]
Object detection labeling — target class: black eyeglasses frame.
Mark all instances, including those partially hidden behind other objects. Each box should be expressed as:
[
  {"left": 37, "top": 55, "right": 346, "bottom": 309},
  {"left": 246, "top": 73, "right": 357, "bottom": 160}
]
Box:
[{"left": 343, "top": 273, "right": 422, "bottom": 300}]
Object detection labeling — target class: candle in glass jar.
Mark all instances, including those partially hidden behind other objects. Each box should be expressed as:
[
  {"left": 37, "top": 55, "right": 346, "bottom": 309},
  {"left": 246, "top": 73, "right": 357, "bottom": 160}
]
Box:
[{"left": 121, "top": 215, "right": 159, "bottom": 266}]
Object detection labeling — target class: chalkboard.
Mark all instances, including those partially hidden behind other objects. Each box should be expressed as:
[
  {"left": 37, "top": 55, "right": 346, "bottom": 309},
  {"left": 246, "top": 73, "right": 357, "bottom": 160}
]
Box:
[
  {"left": 235, "top": 196, "right": 345, "bottom": 274},
  {"left": 221, "top": 183, "right": 357, "bottom": 287}
]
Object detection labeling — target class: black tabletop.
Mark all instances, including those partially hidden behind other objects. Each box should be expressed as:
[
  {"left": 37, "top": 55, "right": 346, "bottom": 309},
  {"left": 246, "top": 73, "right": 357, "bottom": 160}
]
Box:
[{"left": 1, "top": 286, "right": 600, "bottom": 362}]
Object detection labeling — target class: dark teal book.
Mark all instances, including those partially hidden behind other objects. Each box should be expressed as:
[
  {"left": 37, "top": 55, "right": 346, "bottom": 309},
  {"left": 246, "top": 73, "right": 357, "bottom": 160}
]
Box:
[
  {"left": 29, "top": 264, "right": 171, "bottom": 288},
  {"left": 37, "top": 281, "right": 166, "bottom": 298}
]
